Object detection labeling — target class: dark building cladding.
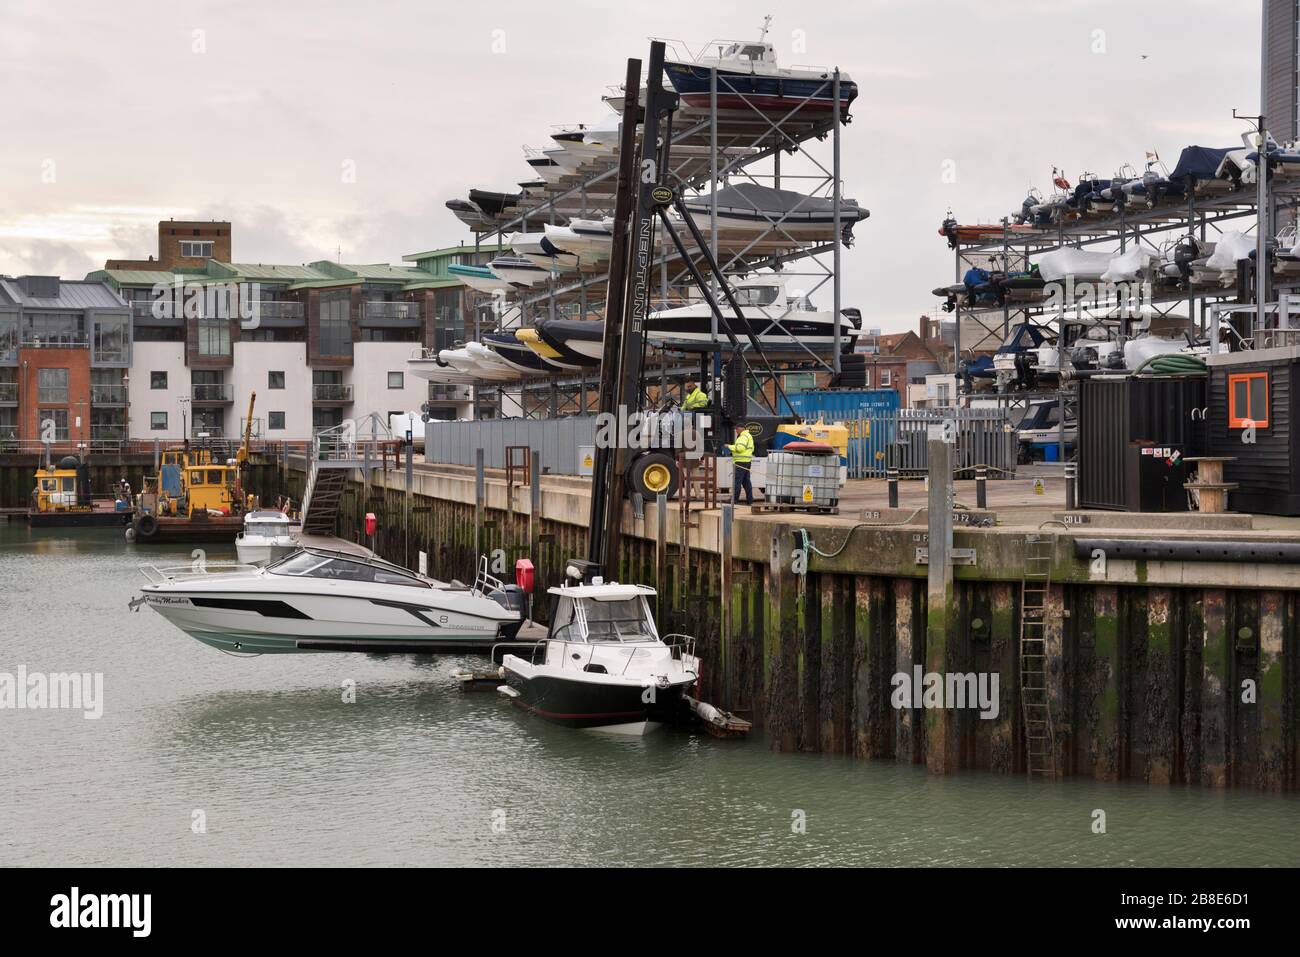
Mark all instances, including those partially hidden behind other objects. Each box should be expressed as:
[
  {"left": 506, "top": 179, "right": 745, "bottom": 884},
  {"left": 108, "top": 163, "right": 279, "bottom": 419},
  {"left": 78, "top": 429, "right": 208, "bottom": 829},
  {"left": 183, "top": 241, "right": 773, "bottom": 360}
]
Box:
[
  {"left": 1263, "top": 0, "right": 1299, "bottom": 144},
  {"left": 1206, "top": 349, "right": 1300, "bottom": 515}
]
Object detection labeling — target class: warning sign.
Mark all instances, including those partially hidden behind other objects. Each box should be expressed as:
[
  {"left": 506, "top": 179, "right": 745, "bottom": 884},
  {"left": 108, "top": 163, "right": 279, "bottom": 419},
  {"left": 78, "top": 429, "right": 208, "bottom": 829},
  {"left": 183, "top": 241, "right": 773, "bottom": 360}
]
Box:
[
  {"left": 802, "top": 484, "right": 814, "bottom": 503},
  {"left": 1033, "top": 478, "right": 1045, "bottom": 495}
]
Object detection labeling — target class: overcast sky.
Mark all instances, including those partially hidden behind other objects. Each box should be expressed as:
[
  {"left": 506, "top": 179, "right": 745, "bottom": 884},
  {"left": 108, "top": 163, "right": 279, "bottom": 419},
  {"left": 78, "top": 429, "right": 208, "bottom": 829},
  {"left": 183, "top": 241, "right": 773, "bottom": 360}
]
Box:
[{"left": 0, "top": 0, "right": 1264, "bottom": 332}]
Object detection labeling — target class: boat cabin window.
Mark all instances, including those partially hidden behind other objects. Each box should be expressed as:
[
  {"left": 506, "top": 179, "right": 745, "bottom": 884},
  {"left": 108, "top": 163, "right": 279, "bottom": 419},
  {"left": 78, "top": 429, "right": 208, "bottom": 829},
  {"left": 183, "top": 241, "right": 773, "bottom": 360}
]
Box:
[
  {"left": 550, "top": 595, "right": 658, "bottom": 643},
  {"left": 734, "top": 285, "right": 780, "bottom": 308},
  {"left": 207, "top": 470, "right": 225, "bottom": 485},
  {"left": 268, "top": 552, "right": 428, "bottom": 588},
  {"left": 62, "top": 477, "right": 73, "bottom": 491},
  {"left": 583, "top": 598, "right": 657, "bottom": 641},
  {"left": 41, "top": 478, "right": 56, "bottom": 492},
  {"left": 188, "top": 472, "right": 204, "bottom": 486}
]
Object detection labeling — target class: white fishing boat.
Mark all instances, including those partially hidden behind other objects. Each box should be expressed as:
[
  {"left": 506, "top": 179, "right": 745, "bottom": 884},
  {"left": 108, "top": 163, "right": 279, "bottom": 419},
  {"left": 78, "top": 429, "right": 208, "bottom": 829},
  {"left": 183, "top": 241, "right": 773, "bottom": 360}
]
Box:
[
  {"left": 234, "top": 510, "right": 300, "bottom": 566},
  {"left": 500, "top": 570, "right": 697, "bottom": 734}
]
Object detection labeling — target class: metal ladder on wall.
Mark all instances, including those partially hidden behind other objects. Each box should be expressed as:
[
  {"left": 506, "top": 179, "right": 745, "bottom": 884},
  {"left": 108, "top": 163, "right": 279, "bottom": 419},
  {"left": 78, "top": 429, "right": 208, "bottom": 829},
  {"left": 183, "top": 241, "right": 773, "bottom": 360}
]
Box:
[{"left": 1020, "top": 533, "right": 1058, "bottom": 777}]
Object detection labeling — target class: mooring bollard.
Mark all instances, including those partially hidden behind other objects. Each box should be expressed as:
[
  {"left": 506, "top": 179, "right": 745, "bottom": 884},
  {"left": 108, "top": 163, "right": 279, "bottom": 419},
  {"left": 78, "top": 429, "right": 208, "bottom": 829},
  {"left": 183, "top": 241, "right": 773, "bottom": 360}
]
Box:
[
  {"left": 975, "top": 466, "right": 987, "bottom": 509},
  {"left": 1064, "top": 461, "right": 1076, "bottom": 511},
  {"left": 887, "top": 468, "right": 899, "bottom": 509}
]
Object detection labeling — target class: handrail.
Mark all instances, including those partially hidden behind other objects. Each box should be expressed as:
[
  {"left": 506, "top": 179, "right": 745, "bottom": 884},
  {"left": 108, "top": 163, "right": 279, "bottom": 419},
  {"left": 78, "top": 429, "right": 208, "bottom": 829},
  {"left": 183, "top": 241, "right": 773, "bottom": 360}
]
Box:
[{"left": 138, "top": 561, "right": 260, "bottom": 584}]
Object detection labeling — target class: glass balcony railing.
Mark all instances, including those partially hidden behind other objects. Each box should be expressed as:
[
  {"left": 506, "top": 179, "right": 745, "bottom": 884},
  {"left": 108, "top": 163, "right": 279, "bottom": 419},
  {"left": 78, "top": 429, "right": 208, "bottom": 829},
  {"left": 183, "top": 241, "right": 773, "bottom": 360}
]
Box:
[
  {"left": 249, "top": 301, "right": 304, "bottom": 320},
  {"left": 90, "top": 384, "right": 128, "bottom": 405},
  {"left": 363, "top": 301, "right": 422, "bottom": 321},
  {"left": 312, "top": 383, "right": 353, "bottom": 402},
  {"left": 192, "top": 383, "right": 234, "bottom": 402},
  {"left": 19, "top": 336, "right": 89, "bottom": 349}
]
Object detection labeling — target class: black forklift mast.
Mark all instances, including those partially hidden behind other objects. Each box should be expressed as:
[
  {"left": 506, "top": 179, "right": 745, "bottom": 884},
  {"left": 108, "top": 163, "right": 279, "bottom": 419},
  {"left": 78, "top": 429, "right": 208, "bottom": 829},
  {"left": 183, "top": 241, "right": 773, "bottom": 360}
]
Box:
[{"left": 586, "top": 40, "right": 802, "bottom": 577}]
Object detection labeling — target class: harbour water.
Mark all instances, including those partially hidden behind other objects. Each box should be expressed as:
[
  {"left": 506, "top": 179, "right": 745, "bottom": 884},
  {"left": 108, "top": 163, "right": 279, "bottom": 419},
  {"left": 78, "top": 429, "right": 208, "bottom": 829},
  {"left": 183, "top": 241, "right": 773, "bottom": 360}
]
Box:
[{"left": 2, "top": 524, "right": 1298, "bottom": 868}]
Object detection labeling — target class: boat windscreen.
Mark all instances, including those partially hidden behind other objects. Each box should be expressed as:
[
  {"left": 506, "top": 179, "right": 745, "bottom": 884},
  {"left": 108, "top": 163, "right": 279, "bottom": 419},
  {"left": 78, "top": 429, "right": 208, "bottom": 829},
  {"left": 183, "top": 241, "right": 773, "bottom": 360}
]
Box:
[
  {"left": 268, "top": 552, "right": 427, "bottom": 587},
  {"left": 735, "top": 285, "right": 780, "bottom": 308},
  {"left": 581, "top": 598, "right": 658, "bottom": 642}
]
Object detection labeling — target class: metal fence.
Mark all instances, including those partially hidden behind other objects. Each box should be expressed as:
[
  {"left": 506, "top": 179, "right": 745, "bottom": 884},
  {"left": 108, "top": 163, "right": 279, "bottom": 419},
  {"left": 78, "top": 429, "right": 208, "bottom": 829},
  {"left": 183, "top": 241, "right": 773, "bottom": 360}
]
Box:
[
  {"left": 842, "top": 407, "right": 1017, "bottom": 479},
  {"left": 425, "top": 416, "right": 598, "bottom": 473}
]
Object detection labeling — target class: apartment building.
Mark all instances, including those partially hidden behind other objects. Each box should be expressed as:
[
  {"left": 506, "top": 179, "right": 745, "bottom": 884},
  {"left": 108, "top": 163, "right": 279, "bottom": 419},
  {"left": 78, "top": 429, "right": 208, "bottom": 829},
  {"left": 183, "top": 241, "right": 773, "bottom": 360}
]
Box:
[
  {"left": 0, "top": 275, "right": 131, "bottom": 451},
  {"left": 83, "top": 225, "right": 501, "bottom": 442}
]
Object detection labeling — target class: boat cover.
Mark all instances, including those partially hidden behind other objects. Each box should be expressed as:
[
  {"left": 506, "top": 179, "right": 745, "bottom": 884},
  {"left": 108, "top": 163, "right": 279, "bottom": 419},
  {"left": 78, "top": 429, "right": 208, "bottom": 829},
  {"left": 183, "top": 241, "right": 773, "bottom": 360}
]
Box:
[
  {"left": 1101, "top": 247, "right": 1158, "bottom": 283},
  {"left": 1205, "top": 231, "right": 1256, "bottom": 271},
  {"left": 685, "top": 183, "right": 868, "bottom": 223},
  {"left": 1168, "top": 146, "right": 1235, "bottom": 185},
  {"left": 1036, "top": 248, "right": 1112, "bottom": 282}
]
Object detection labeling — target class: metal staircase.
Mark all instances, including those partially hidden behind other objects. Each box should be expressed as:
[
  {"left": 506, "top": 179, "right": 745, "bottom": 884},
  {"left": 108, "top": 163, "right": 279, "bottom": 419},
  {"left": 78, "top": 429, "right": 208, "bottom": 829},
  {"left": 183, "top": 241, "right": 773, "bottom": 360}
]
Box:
[
  {"left": 300, "top": 414, "right": 393, "bottom": 538},
  {"left": 1020, "top": 533, "right": 1058, "bottom": 777}
]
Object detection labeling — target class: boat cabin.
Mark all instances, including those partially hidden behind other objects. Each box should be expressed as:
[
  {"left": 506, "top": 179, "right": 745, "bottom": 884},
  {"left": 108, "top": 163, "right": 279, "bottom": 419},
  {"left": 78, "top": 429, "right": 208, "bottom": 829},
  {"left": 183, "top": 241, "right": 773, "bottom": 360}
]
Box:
[
  {"left": 266, "top": 548, "right": 433, "bottom": 588},
  {"left": 242, "top": 509, "right": 298, "bottom": 538},
  {"left": 546, "top": 582, "right": 660, "bottom": 643},
  {"left": 715, "top": 41, "right": 777, "bottom": 69},
  {"left": 183, "top": 463, "right": 238, "bottom": 515}
]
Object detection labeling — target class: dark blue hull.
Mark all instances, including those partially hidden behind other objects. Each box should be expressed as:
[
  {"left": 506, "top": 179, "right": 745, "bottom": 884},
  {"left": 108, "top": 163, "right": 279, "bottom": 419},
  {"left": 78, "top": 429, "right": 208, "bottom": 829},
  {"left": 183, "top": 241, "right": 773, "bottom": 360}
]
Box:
[{"left": 664, "top": 62, "right": 856, "bottom": 115}]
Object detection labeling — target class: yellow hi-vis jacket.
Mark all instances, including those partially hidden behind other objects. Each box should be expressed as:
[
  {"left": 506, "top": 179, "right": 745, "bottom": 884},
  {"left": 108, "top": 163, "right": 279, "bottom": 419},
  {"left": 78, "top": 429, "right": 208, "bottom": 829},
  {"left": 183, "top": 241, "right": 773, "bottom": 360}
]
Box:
[
  {"left": 682, "top": 387, "right": 709, "bottom": 412},
  {"left": 727, "top": 429, "right": 755, "bottom": 466}
]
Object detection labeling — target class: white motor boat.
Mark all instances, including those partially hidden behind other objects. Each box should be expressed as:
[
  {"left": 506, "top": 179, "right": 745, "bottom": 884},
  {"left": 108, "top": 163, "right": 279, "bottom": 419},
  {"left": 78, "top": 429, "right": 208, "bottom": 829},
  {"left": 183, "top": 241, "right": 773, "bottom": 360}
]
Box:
[
  {"left": 137, "top": 548, "right": 528, "bottom": 655},
  {"left": 500, "top": 572, "right": 698, "bottom": 734},
  {"left": 644, "top": 276, "right": 861, "bottom": 356},
  {"left": 524, "top": 149, "right": 566, "bottom": 185},
  {"left": 234, "top": 509, "right": 300, "bottom": 566},
  {"left": 439, "top": 347, "right": 520, "bottom": 382},
  {"left": 407, "top": 348, "right": 485, "bottom": 385},
  {"left": 508, "top": 232, "right": 580, "bottom": 273},
  {"left": 488, "top": 255, "right": 551, "bottom": 288}
]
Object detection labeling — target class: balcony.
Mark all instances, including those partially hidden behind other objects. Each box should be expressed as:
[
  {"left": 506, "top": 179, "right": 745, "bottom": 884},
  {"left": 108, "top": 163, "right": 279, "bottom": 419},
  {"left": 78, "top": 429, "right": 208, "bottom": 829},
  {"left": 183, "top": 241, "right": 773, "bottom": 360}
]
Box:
[
  {"left": 251, "top": 301, "right": 303, "bottom": 319},
  {"left": 89, "top": 424, "right": 128, "bottom": 450},
  {"left": 192, "top": 383, "right": 234, "bottom": 403},
  {"left": 19, "top": 336, "right": 88, "bottom": 349},
  {"left": 428, "top": 384, "right": 469, "bottom": 402},
  {"left": 360, "top": 301, "right": 422, "bottom": 328},
  {"left": 312, "top": 383, "right": 353, "bottom": 403},
  {"left": 0, "top": 382, "right": 16, "bottom": 406},
  {"left": 90, "top": 384, "right": 128, "bottom": 405}
]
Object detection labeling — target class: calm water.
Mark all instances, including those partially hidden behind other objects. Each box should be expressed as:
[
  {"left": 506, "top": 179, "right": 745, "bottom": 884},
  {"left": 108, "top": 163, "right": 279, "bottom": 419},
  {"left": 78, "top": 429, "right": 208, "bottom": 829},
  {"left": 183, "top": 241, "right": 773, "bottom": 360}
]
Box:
[{"left": 1, "top": 524, "right": 1298, "bottom": 868}]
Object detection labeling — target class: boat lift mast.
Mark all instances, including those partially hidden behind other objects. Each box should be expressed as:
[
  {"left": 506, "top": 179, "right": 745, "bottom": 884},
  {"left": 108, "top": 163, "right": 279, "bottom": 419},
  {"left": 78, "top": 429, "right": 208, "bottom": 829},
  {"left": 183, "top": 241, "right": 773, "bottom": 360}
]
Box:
[{"left": 587, "top": 41, "right": 800, "bottom": 578}]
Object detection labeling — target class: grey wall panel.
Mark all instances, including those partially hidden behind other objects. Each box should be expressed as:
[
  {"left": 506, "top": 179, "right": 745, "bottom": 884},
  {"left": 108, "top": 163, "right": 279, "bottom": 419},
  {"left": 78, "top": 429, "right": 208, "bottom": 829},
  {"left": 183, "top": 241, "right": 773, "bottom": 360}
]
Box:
[{"left": 424, "top": 417, "right": 598, "bottom": 474}]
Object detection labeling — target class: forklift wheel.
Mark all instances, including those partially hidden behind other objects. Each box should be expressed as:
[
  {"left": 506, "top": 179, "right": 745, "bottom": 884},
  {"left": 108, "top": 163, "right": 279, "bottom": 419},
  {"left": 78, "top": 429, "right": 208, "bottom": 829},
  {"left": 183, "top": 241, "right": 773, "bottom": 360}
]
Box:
[{"left": 627, "top": 452, "right": 679, "bottom": 500}]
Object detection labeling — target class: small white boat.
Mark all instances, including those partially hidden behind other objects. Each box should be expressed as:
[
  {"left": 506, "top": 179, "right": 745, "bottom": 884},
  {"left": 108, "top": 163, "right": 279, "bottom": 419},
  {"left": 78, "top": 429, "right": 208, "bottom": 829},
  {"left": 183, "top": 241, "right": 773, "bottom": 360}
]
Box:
[
  {"left": 501, "top": 574, "right": 698, "bottom": 734},
  {"left": 488, "top": 255, "right": 551, "bottom": 288},
  {"left": 234, "top": 509, "right": 300, "bottom": 566},
  {"left": 407, "top": 349, "right": 485, "bottom": 385},
  {"left": 440, "top": 347, "right": 520, "bottom": 382}
]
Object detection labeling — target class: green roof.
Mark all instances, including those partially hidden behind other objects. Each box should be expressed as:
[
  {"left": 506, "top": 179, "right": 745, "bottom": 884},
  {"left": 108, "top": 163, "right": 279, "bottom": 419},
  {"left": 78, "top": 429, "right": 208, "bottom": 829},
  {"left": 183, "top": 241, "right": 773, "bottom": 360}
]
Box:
[
  {"left": 402, "top": 243, "right": 506, "bottom": 263},
  {"left": 215, "top": 262, "right": 332, "bottom": 282}
]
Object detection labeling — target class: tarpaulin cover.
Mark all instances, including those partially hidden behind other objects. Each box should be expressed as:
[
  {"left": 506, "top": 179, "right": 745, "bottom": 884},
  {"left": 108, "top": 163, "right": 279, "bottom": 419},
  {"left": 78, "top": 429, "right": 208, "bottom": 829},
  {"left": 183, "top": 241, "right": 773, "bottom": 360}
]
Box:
[{"left": 1169, "top": 145, "right": 1234, "bottom": 184}]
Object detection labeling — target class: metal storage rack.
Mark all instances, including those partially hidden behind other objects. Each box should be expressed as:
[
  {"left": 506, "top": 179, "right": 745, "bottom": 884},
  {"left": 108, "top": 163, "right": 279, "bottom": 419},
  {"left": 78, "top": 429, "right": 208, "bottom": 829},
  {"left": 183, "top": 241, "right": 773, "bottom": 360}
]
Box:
[
  {"left": 451, "top": 35, "right": 857, "bottom": 418},
  {"left": 943, "top": 154, "right": 1300, "bottom": 461}
]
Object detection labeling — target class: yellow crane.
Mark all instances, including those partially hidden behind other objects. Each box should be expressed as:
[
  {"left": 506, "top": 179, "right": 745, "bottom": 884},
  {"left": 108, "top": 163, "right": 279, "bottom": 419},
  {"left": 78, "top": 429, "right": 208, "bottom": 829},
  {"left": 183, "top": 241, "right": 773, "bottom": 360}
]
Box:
[{"left": 237, "top": 390, "right": 257, "bottom": 467}]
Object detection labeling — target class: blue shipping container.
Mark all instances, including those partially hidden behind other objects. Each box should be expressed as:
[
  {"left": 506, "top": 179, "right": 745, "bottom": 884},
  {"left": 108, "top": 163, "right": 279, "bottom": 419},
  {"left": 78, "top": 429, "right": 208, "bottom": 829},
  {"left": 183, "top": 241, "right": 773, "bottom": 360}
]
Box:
[{"left": 779, "top": 388, "right": 901, "bottom": 419}]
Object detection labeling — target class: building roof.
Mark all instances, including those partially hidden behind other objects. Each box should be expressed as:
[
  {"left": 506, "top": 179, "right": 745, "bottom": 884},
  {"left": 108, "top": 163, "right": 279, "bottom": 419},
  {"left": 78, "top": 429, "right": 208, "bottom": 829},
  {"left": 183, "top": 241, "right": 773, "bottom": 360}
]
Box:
[
  {"left": 0, "top": 276, "right": 126, "bottom": 309},
  {"left": 401, "top": 243, "right": 507, "bottom": 263}
]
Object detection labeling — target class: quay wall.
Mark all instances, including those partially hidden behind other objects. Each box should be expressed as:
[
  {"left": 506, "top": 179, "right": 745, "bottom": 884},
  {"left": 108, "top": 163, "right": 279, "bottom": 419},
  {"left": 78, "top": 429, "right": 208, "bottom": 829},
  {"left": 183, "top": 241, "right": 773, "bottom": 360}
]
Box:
[{"left": 248, "top": 459, "right": 1299, "bottom": 792}]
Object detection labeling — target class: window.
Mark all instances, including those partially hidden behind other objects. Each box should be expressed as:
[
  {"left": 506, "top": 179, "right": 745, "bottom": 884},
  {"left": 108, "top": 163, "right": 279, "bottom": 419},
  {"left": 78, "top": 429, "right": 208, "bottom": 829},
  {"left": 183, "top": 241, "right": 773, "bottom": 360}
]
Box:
[
  {"left": 0, "top": 311, "right": 17, "bottom": 361},
  {"left": 268, "top": 371, "right": 285, "bottom": 390},
  {"left": 151, "top": 412, "right": 168, "bottom": 430},
  {"left": 151, "top": 371, "right": 168, "bottom": 390},
  {"left": 180, "top": 240, "right": 214, "bottom": 258},
  {"left": 864, "top": 370, "right": 872, "bottom": 387},
  {"left": 734, "top": 285, "right": 779, "bottom": 308},
  {"left": 881, "top": 370, "right": 892, "bottom": 387},
  {"left": 268, "top": 411, "right": 285, "bottom": 430},
  {"left": 92, "top": 313, "right": 130, "bottom": 364},
  {"left": 197, "top": 319, "right": 230, "bottom": 357},
  {"left": 318, "top": 290, "right": 353, "bottom": 357},
  {"left": 38, "top": 368, "right": 69, "bottom": 403},
  {"left": 1228, "top": 372, "right": 1269, "bottom": 428},
  {"left": 783, "top": 373, "right": 815, "bottom": 392},
  {"left": 206, "top": 470, "right": 224, "bottom": 485},
  {"left": 387, "top": 371, "right": 404, "bottom": 389},
  {"left": 37, "top": 409, "right": 68, "bottom": 441},
  {"left": 938, "top": 383, "right": 951, "bottom": 405}
]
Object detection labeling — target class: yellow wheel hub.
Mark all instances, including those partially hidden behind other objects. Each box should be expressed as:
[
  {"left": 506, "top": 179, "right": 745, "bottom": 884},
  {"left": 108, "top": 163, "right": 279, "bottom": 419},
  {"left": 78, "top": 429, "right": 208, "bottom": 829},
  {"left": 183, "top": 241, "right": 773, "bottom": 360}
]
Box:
[{"left": 642, "top": 463, "right": 671, "bottom": 493}]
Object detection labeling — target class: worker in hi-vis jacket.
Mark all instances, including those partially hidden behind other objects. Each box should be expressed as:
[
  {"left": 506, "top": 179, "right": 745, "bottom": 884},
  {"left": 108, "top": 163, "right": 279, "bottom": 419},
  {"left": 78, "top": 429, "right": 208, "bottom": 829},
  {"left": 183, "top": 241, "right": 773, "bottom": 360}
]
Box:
[
  {"left": 681, "top": 380, "right": 709, "bottom": 412},
  {"left": 726, "top": 423, "right": 755, "bottom": 506}
]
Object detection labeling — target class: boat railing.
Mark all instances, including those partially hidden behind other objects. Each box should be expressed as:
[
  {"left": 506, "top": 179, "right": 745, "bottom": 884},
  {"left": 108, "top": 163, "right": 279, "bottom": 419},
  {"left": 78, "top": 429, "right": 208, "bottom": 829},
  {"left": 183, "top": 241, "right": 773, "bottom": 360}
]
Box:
[
  {"left": 139, "top": 561, "right": 260, "bottom": 584},
  {"left": 473, "top": 555, "right": 505, "bottom": 596}
]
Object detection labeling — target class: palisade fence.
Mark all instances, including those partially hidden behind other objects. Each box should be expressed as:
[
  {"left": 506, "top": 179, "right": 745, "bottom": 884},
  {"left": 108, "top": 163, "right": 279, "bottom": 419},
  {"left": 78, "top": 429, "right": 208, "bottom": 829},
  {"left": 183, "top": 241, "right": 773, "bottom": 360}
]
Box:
[{"left": 843, "top": 407, "right": 1018, "bottom": 479}]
